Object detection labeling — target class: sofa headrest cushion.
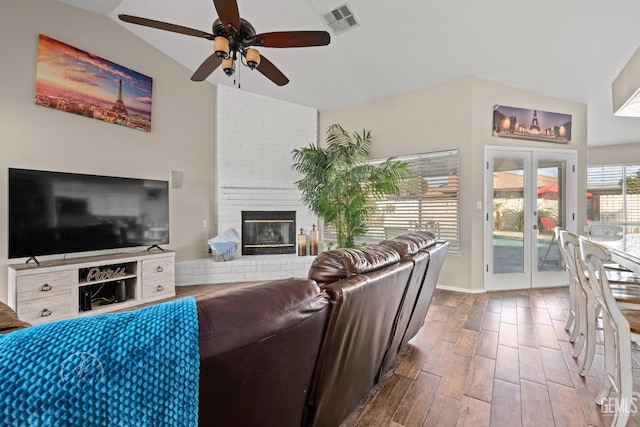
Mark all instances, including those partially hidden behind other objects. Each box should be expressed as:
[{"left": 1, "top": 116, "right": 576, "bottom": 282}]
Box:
[
  {"left": 197, "top": 278, "right": 328, "bottom": 359},
  {"left": 0, "top": 301, "right": 30, "bottom": 334},
  {"left": 308, "top": 245, "right": 401, "bottom": 284},
  {"left": 394, "top": 231, "right": 436, "bottom": 250},
  {"left": 379, "top": 238, "right": 420, "bottom": 257}
]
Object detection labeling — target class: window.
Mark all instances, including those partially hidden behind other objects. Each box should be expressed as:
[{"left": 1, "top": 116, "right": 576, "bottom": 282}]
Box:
[
  {"left": 323, "top": 149, "right": 460, "bottom": 252},
  {"left": 587, "top": 163, "right": 640, "bottom": 232}
]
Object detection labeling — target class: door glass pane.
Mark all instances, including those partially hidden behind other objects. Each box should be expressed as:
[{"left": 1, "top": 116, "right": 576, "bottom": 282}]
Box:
[
  {"left": 493, "top": 157, "right": 525, "bottom": 274},
  {"left": 536, "top": 159, "right": 565, "bottom": 272}
]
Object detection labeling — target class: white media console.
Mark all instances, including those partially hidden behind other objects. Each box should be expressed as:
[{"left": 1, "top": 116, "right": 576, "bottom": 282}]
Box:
[{"left": 8, "top": 251, "right": 175, "bottom": 324}]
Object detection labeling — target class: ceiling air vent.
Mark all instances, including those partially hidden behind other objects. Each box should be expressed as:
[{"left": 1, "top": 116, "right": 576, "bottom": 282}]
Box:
[{"left": 324, "top": 3, "right": 359, "bottom": 35}]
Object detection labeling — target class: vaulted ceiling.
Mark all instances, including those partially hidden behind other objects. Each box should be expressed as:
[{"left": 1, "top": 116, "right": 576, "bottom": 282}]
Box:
[{"left": 59, "top": 0, "right": 640, "bottom": 146}]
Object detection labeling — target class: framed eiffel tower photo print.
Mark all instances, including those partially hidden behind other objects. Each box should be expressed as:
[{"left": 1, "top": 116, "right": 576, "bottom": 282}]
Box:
[
  {"left": 35, "top": 34, "right": 153, "bottom": 132},
  {"left": 493, "top": 105, "right": 571, "bottom": 143}
]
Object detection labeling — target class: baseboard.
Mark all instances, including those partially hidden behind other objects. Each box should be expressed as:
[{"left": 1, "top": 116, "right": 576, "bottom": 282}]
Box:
[
  {"left": 483, "top": 283, "right": 569, "bottom": 292},
  {"left": 435, "top": 284, "right": 487, "bottom": 294}
]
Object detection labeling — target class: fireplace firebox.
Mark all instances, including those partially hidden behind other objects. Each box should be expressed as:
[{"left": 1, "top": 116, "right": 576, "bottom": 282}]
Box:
[{"left": 241, "top": 211, "right": 296, "bottom": 255}]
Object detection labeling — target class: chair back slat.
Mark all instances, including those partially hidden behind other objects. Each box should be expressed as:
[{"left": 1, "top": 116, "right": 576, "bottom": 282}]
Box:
[
  {"left": 558, "top": 229, "right": 588, "bottom": 296},
  {"left": 578, "top": 237, "right": 629, "bottom": 334}
]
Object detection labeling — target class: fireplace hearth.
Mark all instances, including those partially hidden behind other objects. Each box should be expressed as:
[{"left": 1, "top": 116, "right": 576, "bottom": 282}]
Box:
[{"left": 242, "top": 211, "right": 296, "bottom": 255}]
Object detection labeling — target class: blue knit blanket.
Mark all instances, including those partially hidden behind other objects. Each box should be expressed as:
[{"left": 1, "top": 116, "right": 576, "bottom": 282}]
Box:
[
  {"left": 0, "top": 298, "right": 199, "bottom": 426},
  {"left": 209, "top": 241, "right": 237, "bottom": 261}
]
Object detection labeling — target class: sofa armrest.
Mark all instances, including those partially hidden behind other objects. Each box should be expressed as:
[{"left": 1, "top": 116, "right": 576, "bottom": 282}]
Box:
[{"left": 0, "top": 301, "right": 30, "bottom": 334}]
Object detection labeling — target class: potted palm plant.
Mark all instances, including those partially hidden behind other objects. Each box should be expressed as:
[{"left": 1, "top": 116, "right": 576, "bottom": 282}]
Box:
[{"left": 292, "top": 124, "right": 411, "bottom": 248}]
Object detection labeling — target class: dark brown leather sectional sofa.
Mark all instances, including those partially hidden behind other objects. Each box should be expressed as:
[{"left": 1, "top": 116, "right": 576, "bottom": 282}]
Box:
[
  {"left": 306, "top": 232, "right": 448, "bottom": 427},
  {"left": 0, "top": 231, "right": 448, "bottom": 427}
]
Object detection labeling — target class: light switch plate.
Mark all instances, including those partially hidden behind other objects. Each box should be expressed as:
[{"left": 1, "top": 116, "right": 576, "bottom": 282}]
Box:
[{"left": 171, "top": 170, "right": 183, "bottom": 189}]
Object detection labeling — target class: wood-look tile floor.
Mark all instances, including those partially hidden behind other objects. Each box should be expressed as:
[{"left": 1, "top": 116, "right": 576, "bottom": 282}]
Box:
[{"left": 343, "top": 287, "right": 640, "bottom": 427}]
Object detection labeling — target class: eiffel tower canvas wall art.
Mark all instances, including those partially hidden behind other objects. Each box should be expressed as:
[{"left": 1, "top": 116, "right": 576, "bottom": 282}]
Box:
[
  {"left": 492, "top": 105, "right": 571, "bottom": 143},
  {"left": 35, "top": 34, "right": 152, "bottom": 132}
]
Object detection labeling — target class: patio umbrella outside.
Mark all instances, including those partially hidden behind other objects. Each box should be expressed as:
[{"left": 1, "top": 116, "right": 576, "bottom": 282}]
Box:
[{"left": 537, "top": 183, "right": 593, "bottom": 200}]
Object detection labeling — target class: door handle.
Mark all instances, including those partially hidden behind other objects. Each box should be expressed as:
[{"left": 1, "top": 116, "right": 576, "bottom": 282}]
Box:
[{"left": 533, "top": 225, "right": 539, "bottom": 230}]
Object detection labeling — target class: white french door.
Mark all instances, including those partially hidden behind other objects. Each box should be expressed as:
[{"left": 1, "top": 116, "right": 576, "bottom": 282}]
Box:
[{"left": 484, "top": 147, "right": 577, "bottom": 290}]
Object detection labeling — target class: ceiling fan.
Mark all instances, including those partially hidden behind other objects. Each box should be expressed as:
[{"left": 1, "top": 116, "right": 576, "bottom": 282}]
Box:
[{"left": 119, "top": 0, "right": 331, "bottom": 86}]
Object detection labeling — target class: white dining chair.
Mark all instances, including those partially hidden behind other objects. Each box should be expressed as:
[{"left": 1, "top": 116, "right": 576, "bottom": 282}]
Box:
[
  {"left": 579, "top": 237, "right": 640, "bottom": 427},
  {"left": 560, "top": 229, "right": 639, "bottom": 376},
  {"left": 556, "top": 228, "right": 578, "bottom": 341},
  {"left": 559, "top": 229, "right": 599, "bottom": 373}
]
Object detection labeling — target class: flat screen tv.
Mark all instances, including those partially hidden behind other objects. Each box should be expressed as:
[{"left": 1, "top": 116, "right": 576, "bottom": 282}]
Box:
[{"left": 8, "top": 168, "right": 169, "bottom": 260}]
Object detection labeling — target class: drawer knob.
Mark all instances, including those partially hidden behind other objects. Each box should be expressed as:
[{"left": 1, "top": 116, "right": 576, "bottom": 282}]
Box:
[
  {"left": 156, "top": 285, "right": 164, "bottom": 292},
  {"left": 40, "top": 308, "right": 52, "bottom": 317},
  {"left": 41, "top": 284, "right": 52, "bottom": 292},
  {"left": 156, "top": 266, "right": 164, "bottom": 273}
]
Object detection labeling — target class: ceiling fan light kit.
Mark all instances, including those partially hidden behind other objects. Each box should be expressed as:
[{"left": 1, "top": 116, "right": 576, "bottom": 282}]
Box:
[
  {"left": 213, "top": 36, "right": 230, "bottom": 59},
  {"left": 118, "top": 0, "right": 330, "bottom": 86},
  {"left": 222, "top": 57, "right": 235, "bottom": 76},
  {"left": 244, "top": 48, "right": 260, "bottom": 70}
]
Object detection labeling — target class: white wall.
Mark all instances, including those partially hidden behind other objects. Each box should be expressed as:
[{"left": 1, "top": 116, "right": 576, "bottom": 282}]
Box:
[
  {"left": 216, "top": 85, "right": 317, "bottom": 247},
  {"left": 319, "top": 77, "right": 588, "bottom": 291},
  {"left": 1, "top": 1, "right": 597, "bottom": 301},
  {"left": 588, "top": 142, "right": 640, "bottom": 165},
  {"left": 0, "top": 0, "right": 216, "bottom": 302}
]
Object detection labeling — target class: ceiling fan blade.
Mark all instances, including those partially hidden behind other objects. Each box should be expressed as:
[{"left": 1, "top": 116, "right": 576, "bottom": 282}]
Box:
[
  {"left": 247, "top": 31, "right": 331, "bottom": 48},
  {"left": 191, "top": 54, "right": 223, "bottom": 81},
  {"left": 256, "top": 55, "right": 289, "bottom": 86},
  {"left": 119, "top": 14, "right": 214, "bottom": 40},
  {"left": 213, "top": 0, "right": 241, "bottom": 32}
]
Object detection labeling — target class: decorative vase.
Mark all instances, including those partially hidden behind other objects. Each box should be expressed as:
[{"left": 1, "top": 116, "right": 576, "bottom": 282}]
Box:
[
  {"left": 310, "top": 224, "right": 319, "bottom": 255},
  {"left": 297, "top": 228, "right": 307, "bottom": 256}
]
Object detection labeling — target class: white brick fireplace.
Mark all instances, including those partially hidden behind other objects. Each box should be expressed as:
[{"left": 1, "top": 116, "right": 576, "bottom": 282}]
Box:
[{"left": 176, "top": 85, "right": 318, "bottom": 285}]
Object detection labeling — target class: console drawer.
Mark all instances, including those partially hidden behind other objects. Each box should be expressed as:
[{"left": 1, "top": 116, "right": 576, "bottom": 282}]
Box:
[
  {"left": 142, "top": 276, "right": 175, "bottom": 300},
  {"left": 142, "top": 256, "right": 175, "bottom": 279},
  {"left": 18, "top": 294, "right": 73, "bottom": 324},
  {"left": 16, "top": 270, "right": 75, "bottom": 301}
]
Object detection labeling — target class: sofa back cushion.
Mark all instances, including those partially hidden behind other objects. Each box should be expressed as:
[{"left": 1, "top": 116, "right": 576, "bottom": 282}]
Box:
[
  {"left": 197, "top": 278, "right": 330, "bottom": 427},
  {"left": 402, "top": 241, "right": 450, "bottom": 347},
  {"left": 375, "top": 231, "right": 436, "bottom": 375},
  {"left": 377, "top": 250, "right": 430, "bottom": 375},
  {"left": 308, "top": 258, "right": 413, "bottom": 427}
]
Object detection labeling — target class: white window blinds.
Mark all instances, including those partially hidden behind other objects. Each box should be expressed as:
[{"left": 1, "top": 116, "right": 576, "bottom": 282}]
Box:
[
  {"left": 322, "top": 149, "right": 460, "bottom": 252},
  {"left": 587, "top": 163, "right": 640, "bottom": 226}
]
